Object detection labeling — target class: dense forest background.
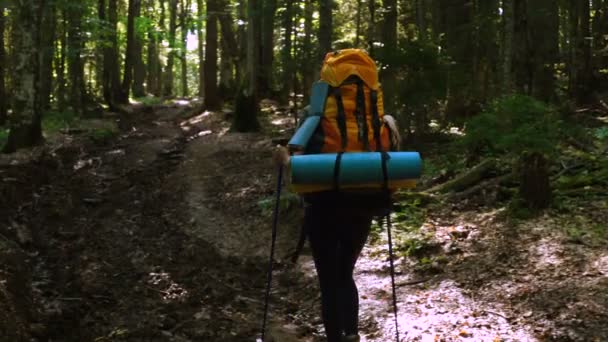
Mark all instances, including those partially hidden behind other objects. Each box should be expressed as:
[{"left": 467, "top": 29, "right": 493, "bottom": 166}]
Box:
[{"left": 1, "top": 0, "right": 607, "bottom": 146}]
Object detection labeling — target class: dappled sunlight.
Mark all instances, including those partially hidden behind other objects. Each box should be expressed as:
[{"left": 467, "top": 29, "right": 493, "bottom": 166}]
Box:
[
  {"left": 147, "top": 271, "right": 189, "bottom": 303},
  {"left": 529, "top": 238, "right": 565, "bottom": 269},
  {"left": 591, "top": 254, "right": 608, "bottom": 276},
  {"left": 181, "top": 111, "right": 211, "bottom": 127}
]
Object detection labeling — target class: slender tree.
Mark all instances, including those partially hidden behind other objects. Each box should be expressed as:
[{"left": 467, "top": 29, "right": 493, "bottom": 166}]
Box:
[
  {"left": 232, "top": 0, "right": 260, "bottom": 132},
  {"left": 259, "top": 0, "right": 277, "bottom": 97},
  {"left": 204, "top": 0, "right": 220, "bottom": 108},
  {"left": 501, "top": 0, "right": 514, "bottom": 93},
  {"left": 4, "top": 0, "right": 44, "bottom": 152},
  {"left": 197, "top": 0, "right": 205, "bottom": 97},
  {"left": 301, "top": 0, "right": 314, "bottom": 101},
  {"left": 67, "top": 1, "right": 88, "bottom": 114},
  {"left": 102, "top": 0, "right": 126, "bottom": 107},
  {"left": 122, "top": 0, "right": 144, "bottom": 98},
  {"left": 163, "top": 0, "right": 178, "bottom": 96},
  {"left": 318, "top": 0, "right": 332, "bottom": 59},
  {"left": 0, "top": 6, "right": 7, "bottom": 126},
  {"left": 381, "top": 0, "right": 397, "bottom": 114},
  {"left": 180, "top": 0, "right": 191, "bottom": 97},
  {"left": 281, "top": 0, "right": 294, "bottom": 102},
  {"left": 146, "top": 0, "right": 160, "bottom": 96},
  {"left": 39, "top": 1, "right": 55, "bottom": 112}
]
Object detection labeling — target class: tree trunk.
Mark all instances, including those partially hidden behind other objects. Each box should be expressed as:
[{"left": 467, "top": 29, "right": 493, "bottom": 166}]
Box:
[
  {"left": 56, "top": 11, "right": 68, "bottom": 111},
  {"left": 318, "top": 0, "right": 333, "bottom": 59},
  {"left": 4, "top": 0, "right": 44, "bottom": 153},
  {"left": 472, "top": 0, "right": 499, "bottom": 102},
  {"left": 235, "top": 0, "right": 246, "bottom": 86},
  {"left": 38, "top": 2, "right": 55, "bottom": 112},
  {"left": 66, "top": 2, "right": 88, "bottom": 114},
  {"left": 122, "top": 0, "right": 142, "bottom": 100},
  {"left": 232, "top": 0, "right": 260, "bottom": 132},
  {"left": 218, "top": 0, "right": 238, "bottom": 97},
  {"left": 501, "top": 0, "right": 514, "bottom": 93},
  {"left": 368, "top": 0, "right": 376, "bottom": 56},
  {"left": 132, "top": 0, "right": 146, "bottom": 97},
  {"left": 147, "top": 0, "right": 160, "bottom": 96},
  {"left": 416, "top": 0, "right": 427, "bottom": 40},
  {"left": 163, "top": 0, "right": 178, "bottom": 97},
  {"left": 259, "top": 0, "right": 277, "bottom": 98},
  {"left": 0, "top": 6, "right": 7, "bottom": 125},
  {"left": 381, "top": 0, "right": 397, "bottom": 114},
  {"left": 157, "top": 0, "right": 166, "bottom": 96},
  {"left": 179, "top": 0, "right": 189, "bottom": 97},
  {"left": 443, "top": 0, "right": 475, "bottom": 124},
  {"left": 569, "top": 0, "right": 592, "bottom": 104},
  {"left": 527, "top": 0, "right": 559, "bottom": 101},
  {"left": 281, "top": 0, "right": 294, "bottom": 103},
  {"left": 302, "top": 0, "right": 313, "bottom": 101},
  {"left": 519, "top": 152, "right": 551, "bottom": 210},
  {"left": 103, "top": 0, "right": 126, "bottom": 108},
  {"left": 197, "top": 0, "right": 205, "bottom": 97},
  {"left": 204, "top": 0, "right": 220, "bottom": 109}
]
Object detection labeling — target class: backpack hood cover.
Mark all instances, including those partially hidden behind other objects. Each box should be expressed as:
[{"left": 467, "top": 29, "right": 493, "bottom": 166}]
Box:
[{"left": 320, "top": 49, "right": 380, "bottom": 90}]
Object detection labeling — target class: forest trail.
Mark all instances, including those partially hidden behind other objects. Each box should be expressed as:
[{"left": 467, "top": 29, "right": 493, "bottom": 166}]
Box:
[{"left": 1, "top": 103, "right": 607, "bottom": 342}]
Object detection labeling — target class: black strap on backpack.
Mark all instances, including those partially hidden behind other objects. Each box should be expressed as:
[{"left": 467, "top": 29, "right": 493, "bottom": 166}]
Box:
[
  {"left": 333, "top": 87, "right": 348, "bottom": 150},
  {"left": 371, "top": 90, "right": 383, "bottom": 152},
  {"left": 355, "top": 79, "right": 370, "bottom": 151}
]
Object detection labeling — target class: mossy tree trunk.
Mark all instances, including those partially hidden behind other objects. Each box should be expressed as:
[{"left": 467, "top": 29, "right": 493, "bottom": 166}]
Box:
[
  {"left": 4, "top": 0, "right": 44, "bottom": 153},
  {"left": 519, "top": 152, "right": 551, "bottom": 210}
]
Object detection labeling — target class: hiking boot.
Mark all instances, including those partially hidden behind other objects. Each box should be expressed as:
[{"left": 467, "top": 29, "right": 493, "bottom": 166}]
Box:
[{"left": 342, "top": 335, "right": 361, "bottom": 342}]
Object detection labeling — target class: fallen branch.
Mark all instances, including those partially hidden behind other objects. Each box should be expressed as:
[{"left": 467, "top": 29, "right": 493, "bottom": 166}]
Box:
[
  {"left": 428, "top": 158, "right": 496, "bottom": 194},
  {"left": 397, "top": 277, "right": 434, "bottom": 287}
]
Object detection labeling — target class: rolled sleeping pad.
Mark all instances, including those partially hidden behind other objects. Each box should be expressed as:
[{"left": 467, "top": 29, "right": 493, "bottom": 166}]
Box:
[
  {"left": 288, "top": 115, "right": 321, "bottom": 150},
  {"left": 289, "top": 152, "right": 422, "bottom": 193}
]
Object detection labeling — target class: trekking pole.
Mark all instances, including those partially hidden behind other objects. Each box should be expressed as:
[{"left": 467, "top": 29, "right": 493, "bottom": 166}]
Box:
[
  {"left": 260, "top": 165, "right": 284, "bottom": 341},
  {"left": 386, "top": 213, "right": 401, "bottom": 342}
]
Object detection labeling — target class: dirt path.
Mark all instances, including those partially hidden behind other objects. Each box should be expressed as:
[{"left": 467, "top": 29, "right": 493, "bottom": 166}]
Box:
[{"left": 1, "top": 103, "right": 607, "bottom": 341}]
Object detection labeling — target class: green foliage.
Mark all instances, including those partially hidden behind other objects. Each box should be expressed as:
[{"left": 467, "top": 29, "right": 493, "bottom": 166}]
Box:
[
  {"left": 464, "top": 95, "right": 560, "bottom": 156},
  {"left": 378, "top": 39, "right": 449, "bottom": 123},
  {"left": 561, "top": 215, "right": 608, "bottom": 246},
  {"left": 134, "top": 96, "right": 165, "bottom": 106},
  {"left": 594, "top": 127, "right": 608, "bottom": 140},
  {"left": 42, "top": 111, "right": 78, "bottom": 133},
  {"left": 89, "top": 127, "right": 118, "bottom": 143},
  {"left": 0, "top": 127, "right": 8, "bottom": 150}
]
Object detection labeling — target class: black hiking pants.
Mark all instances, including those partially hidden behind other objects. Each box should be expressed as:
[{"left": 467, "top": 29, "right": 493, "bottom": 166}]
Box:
[{"left": 304, "top": 197, "right": 374, "bottom": 342}]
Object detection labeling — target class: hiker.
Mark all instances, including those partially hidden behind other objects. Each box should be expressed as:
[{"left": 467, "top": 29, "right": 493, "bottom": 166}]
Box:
[{"left": 274, "top": 49, "right": 401, "bottom": 342}]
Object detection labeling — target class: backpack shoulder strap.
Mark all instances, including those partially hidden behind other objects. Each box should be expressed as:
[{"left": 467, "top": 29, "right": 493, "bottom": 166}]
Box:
[{"left": 310, "top": 81, "right": 330, "bottom": 116}]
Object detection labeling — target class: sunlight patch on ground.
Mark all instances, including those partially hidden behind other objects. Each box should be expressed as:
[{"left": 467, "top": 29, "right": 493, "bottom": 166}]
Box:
[
  {"left": 369, "top": 279, "right": 536, "bottom": 341},
  {"left": 529, "top": 238, "right": 565, "bottom": 269},
  {"left": 181, "top": 111, "right": 211, "bottom": 127},
  {"left": 147, "top": 271, "right": 189, "bottom": 303},
  {"left": 592, "top": 254, "right": 608, "bottom": 275}
]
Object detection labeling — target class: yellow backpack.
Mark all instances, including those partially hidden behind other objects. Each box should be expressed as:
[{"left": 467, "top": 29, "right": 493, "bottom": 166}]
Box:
[{"left": 306, "top": 49, "right": 392, "bottom": 154}]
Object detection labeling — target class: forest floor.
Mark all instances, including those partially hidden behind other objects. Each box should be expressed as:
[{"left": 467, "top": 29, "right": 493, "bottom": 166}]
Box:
[{"left": 1, "top": 101, "right": 607, "bottom": 342}]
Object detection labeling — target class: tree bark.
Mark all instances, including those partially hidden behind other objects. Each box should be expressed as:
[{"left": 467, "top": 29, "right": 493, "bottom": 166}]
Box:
[
  {"left": 318, "top": 0, "right": 333, "bottom": 59},
  {"left": 235, "top": 0, "right": 246, "bottom": 86},
  {"left": 179, "top": 0, "right": 190, "bottom": 97},
  {"left": 56, "top": 11, "right": 68, "bottom": 110},
  {"left": 232, "top": 0, "right": 260, "bottom": 132},
  {"left": 301, "top": 0, "right": 314, "bottom": 101},
  {"left": 381, "top": 0, "right": 397, "bottom": 114},
  {"left": 0, "top": 6, "right": 7, "bottom": 125},
  {"left": 4, "top": 0, "right": 44, "bottom": 153},
  {"left": 501, "top": 0, "right": 514, "bottom": 93},
  {"left": 520, "top": 152, "right": 551, "bottom": 210},
  {"left": 38, "top": 2, "right": 55, "bottom": 112},
  {"left": 259, "top": 0, "right": 277, "bottom": 97},
  {"left": 281, "top": 0, "right": 294, "bottom": 103},
  {"left": 368, "top": 0, "right": 376, "bottom": 56},
  {"left": 122, "top": 0, "right": 142, "bottom": 100},
  {"left": 67, "top": 1, "right": 89, "bottom": 114},
  {"left": 204, "top": 0, "right": 220, "bottom": 109},
  {"left": 132, "top": 0, "right": 146, "bottom": 97},
  {"left": 163, "top": 0, "right": 178, "bottom": 97},
  {"left": 569, "top": 0, "right": 592, "bottom": 104},
  {"left": 218, "top": 0, "right": 238, "bottom": 97},
  {"left": 416, "top": 0, "right": 427, "bottom": 40},
  {"left": 197, "top": 0, "right": 205, "bottom": 97},
  {"left": 146, "top": 0, "right": 160, "bottom": 96},
  {"left": 103, "top": 0, "right": 126, "bottom": 108}
]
